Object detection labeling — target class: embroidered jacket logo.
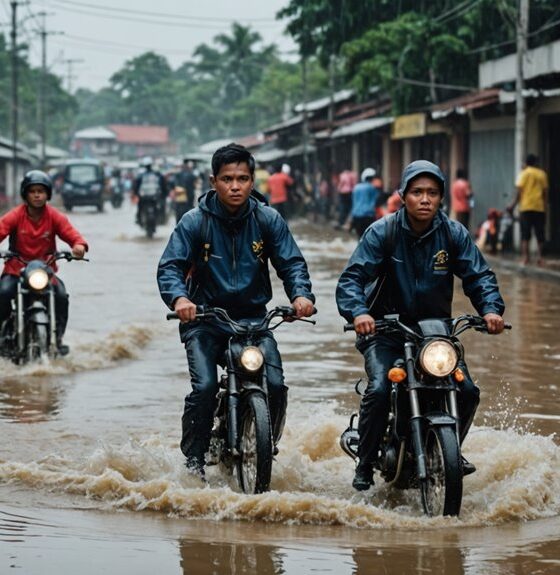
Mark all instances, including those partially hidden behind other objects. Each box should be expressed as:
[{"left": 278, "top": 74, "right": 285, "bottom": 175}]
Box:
[
  {"left": 252, "top": 239, "right": 265, "bottom": 263},
  {"left": 433, "top": 249, "right": 449, "bottom": 272}
]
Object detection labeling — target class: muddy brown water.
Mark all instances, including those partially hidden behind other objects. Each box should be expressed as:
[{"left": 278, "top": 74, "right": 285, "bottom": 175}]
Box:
[{"left": 1, "top": 202, "right": 559, "bottom": 574}]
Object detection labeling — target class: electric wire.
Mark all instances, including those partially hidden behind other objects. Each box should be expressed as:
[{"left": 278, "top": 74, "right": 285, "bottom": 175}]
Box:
[{"left": 53, "top": 0, "right": 277, "bottom": 24}]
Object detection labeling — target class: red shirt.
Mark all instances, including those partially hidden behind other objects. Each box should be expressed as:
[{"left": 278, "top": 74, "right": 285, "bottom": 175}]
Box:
[
  {"left": 0, "top": 204, "right": 88, "bottom": 276},
  {"left": 267, "top": 172, "right": 293, "bottom": 205},
  {"left": 451, "top": 178, "right": 471, "bottom": 213}
]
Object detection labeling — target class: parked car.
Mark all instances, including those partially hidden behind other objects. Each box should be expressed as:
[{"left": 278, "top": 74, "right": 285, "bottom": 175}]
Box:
[{"left": 61, "top": 159, "right": 105, "bottom": 212}]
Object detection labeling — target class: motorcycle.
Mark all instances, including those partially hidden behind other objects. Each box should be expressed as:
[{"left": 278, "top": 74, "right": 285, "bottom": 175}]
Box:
[
  {"left": 340, "top": 314, "right": 511, "bottom": 517},
  {"left": 0, "top": 250, "right": 87, "bottom": 364},
  {"left": 168, "top": 305, "right": 315, "bottom": 494},
  {"left": 110, "top": 177, "right": 124, "bottom": 209}
]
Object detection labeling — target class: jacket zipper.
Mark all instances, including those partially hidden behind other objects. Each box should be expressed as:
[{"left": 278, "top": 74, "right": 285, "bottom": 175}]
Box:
[{"left": 232, "top": 234, "right": 237, "bottom": 291}]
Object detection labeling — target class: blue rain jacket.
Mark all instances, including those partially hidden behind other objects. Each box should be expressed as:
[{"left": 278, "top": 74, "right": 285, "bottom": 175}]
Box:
[
  {"left": 351, "top": 182, "right": 378, "bottom": 218},
  {"left": 158, "top": 190, "right": 314, "bottom": 322},
  {"left": 336, "top": 208, "right": 505, "bottom": 323}
]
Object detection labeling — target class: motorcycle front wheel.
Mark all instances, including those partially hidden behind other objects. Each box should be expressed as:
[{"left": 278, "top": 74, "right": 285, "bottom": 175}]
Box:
[
  {"left": 26, "top": 323, "right": 49, "bottom": 363},
  {"left": 420, "top": 426, "right": 463, "bottom": 517},
  {"left": 236, "top": 393, "right": 273, "bottom": 494},
  {"left": 146, "top": 211, "right": 156, "bottom": 238}
]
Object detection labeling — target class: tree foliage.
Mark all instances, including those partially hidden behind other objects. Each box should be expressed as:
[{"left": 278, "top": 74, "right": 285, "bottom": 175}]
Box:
[
  {"left": 0, "top": 33, "right": 78, "bottom": 150},
  {"left": 74, "top": 23, "right": 330, "bottom": 150},
  {"left": 280, "top": 0, "right": 560, "bottom": 113}
]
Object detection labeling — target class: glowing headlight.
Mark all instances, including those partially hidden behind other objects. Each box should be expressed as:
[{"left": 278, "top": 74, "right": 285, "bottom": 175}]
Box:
[
  {"left": 240, "top": 346, "right": 264, "bottom": 372},
  {"left": 27, "top": 269, "right": 49, "bottom": 291},
  {"left": 419, "top": 339, "right": 458, "bottom": 377}
]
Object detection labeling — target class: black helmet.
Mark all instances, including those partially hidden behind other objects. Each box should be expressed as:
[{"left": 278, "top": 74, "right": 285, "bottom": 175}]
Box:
[
  {"left": 399, "top": 160, "right": 445, "bottom": 198},
  {"left": 20, "top": 170, "right": 53, "bottom": 201}
]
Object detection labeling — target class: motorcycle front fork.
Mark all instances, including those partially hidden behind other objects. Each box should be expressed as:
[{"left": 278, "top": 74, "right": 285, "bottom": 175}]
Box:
[
  {"left": 16, "top": 285, "right": 24, "bottom": 353},
  {"left": 406, "top": 343, "right": 461, "bottom": 481},
  {"left": 405, "top": 342, "right": 429, "bottom": 481},
  {"left": 49, "top": 289, "right": 56, "bottom": 348}
]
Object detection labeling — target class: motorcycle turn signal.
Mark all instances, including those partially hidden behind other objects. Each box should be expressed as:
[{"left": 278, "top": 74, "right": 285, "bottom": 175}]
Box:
[{"left": 388, "top": 367, "right": 407, "bottom": 383}]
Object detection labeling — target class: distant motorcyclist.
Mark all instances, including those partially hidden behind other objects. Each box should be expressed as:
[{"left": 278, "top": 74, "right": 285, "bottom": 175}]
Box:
[
  {"left": 171, "top": 159, "right": 198, "bottom": 223},
  {"left": 133, "top": 156, "right": 167, "bottom": 225},
  {"left": 157, "top": 143, "right": 315, "bottom": 480},
  {"left": 336, "top": 160, "right": 505, "bottom": 491},
  {"left": 0, "top": 170, "right": 88, "bottom": 354}
]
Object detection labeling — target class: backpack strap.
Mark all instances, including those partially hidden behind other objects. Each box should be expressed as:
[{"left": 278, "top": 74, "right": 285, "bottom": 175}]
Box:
[{"left": 383, "top": 212, "right": 398, "bottom": 258}]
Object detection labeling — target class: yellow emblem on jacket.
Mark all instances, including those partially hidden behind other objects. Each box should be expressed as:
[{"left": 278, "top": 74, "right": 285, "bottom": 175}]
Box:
[{"left": 433, "top": 249, "right": 449, "bottom": 272}]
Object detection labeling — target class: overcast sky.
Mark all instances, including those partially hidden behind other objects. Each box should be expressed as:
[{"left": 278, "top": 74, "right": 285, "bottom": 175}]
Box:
[{"left": 14, "top": 0, "right": 296, "bottom": 92}]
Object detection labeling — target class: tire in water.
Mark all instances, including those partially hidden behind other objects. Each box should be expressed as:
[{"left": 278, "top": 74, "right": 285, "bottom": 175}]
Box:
[
  {"left": 420, "top": 425, "right": 463, "bottom": 517},
  {"left": 27, "top": 323, "right": 49, "bottom": 362},
  {"left": 237, "top": 393, "right": 273, "bottom": 494}
]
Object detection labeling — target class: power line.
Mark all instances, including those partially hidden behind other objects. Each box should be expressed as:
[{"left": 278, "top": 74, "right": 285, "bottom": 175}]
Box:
[
  {"left": 435, "top": 0, "right": 483, "bottom": 24},
  {"left": 467, "top": 18, "right": 560, "bottom": 54},
  {"left": 396, "top": 77, "right": 476, "bottom": 91},
  {"left": 53, "top": 0, "right": 277, "bottom": 24},
  {"left": 49, "top": 0, "right": 281, "bottom": 30}
]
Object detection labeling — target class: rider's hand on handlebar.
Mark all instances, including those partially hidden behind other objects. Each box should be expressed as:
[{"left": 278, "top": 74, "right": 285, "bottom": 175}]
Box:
[
  {"left": 291, "top": 296, "right": 315, "bottom": 320},
  {"left": 354, "top": 313, "right": 376, "bottom": 335},
  {"left": 71, "top": 244, "right": 86, "bottom": 259},
  {"left": 483, "top": 312, "right": 505, "bottom": 334},
  {"left": 174, "top": 297, "right": 197, "bottom": 323}
]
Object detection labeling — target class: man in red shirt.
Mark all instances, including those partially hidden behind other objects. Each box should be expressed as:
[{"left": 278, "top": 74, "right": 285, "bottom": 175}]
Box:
[
  {"left": 267, "top": 164, "right": 293, "bottom": 220},
  {"left": 0, "top": 170, "right": 88, "bottom": 353},
  {"left": 451, "top": 168, "right": 473, "bottom": 231}
]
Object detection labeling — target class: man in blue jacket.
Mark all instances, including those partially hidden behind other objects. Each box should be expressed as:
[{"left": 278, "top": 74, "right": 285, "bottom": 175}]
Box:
[
  {"left": 336, "top": 160, "right": 505, "bottom": 491},
  {"left": 351, "top": 167, "right": 379, "bottom": 237},
  {"left": 158, "top": 143, "right": 315, "bottom": 478}
]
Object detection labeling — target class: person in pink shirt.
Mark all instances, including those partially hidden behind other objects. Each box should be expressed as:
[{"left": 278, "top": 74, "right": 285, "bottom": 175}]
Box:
[
  {"left": 336, "top": 169, "right": 357, "bottom": 228},
  {"left": 267, "top": 164, "right": 294, "bottom": 220},
  {"left": 451, "top": 168, "right": 473, "bottom": 231}
]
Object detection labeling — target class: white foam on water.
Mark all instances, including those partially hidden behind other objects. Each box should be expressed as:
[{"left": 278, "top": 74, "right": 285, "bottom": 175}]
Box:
[
  {"left": 0, "top": 410, "right": 558, "bottom": 530},
  {"left": 0, "top": 324, "right": 155, "bottom": 377}
]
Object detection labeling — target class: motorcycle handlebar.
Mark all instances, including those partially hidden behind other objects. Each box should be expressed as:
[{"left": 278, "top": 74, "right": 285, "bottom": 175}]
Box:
[
  {"left": 344, "top": 316, "right": 512, "bottom": 334},
  {"left": 0, "top": 250, "right": 89, "bottom": 263},
  {"left": 166, "top": 305, "right": 317, "bottom": 324}
]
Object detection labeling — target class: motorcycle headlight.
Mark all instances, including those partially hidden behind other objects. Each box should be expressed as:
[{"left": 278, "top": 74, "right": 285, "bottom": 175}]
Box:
[
  {"left": 419, "top": 339, "right": 458, "bottom": 377},
  {"left": 27, "top": 268, "right": 49, "bottom": 291},
  {"left": 240, "top": 346, "right": 264, "bottom": 372}
]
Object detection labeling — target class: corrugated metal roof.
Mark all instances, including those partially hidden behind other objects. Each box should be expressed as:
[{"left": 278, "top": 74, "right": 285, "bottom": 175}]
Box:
[
  {"left": 74, "top": 126, "right": 116, "bottom": 140},
  {"left": 108, "top": 124, "right": 169, "bottom": 144},
  {"left": 330, "top": 116, "right": 393, "bottom": 138}
]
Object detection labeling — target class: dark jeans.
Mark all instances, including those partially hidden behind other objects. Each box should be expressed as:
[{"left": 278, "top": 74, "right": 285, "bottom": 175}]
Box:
[
  {"left": 271, "top": 202, "right": 288, "bottom": 220},
  {"left": 0, "top": 273, "right": 69, "bottom": 339},
  {"left": 352, "top": 216, "right": 375, "bottom": 237},
  {"left": 356, "top": 334, "right": 480, "bottom": 468},
  {"left": 173, "top": 201, "right": 192, "bottom": 224},
  {"left": 338, "top": 194, "right": 353, "bottom": 226},
  {"left": 181, "top": 323, "right": 287, "bottom": 464}
]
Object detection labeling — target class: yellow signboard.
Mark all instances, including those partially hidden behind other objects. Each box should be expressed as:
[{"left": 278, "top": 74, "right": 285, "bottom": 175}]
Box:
[{"left": 391, "top": 113, "right": 426, "bottom": 140}]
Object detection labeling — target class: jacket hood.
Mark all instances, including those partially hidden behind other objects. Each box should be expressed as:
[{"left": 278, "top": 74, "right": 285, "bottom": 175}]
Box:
[
  {"left": 198, "top": 189, "right": 262, "bottom": 223},
  {"left": 399, "top": 160, "right": 445, "bottom": 197}
]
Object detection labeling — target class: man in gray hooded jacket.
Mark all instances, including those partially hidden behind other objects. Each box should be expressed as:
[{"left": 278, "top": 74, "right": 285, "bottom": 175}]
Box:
[
  {"left": 336, "top": 160, "right": 505, "bottom": 491},
  {"left": 158, "top": 143, "right": 315, "bottom": 478}
]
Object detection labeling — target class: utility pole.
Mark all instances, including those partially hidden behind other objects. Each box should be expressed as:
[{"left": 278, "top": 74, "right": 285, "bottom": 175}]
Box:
[
  {"left": 301, "top": 55, "right": 309, "bottom": 189},
  {"left": 10, "top": 0, "right": 19, "bottom": 202},
  {"left": 514, "top": 0, "right": 529, "bottom": 178},
  {"left": 39, "top": 11, "right": 47, "bottom": 167},
  {"left": 64, "top": 58, "right": 84, "bottom": 94},
  {"left": 36, "top": 12, "right": 61, "bottom": 167}
]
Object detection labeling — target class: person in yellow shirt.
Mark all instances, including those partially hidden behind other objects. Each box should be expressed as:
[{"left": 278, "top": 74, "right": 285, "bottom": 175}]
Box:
[
  {"left": 254, "top": 163, "right": 271, "bottom": 204},
  {"left": 510, "top": 153, "right": 549, "bottom": 266}
]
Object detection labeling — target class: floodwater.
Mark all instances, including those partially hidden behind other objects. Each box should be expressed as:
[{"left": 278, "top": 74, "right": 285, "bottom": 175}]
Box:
[{"left": 1, "top": 200, "right": 559, "bottom": 574}]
